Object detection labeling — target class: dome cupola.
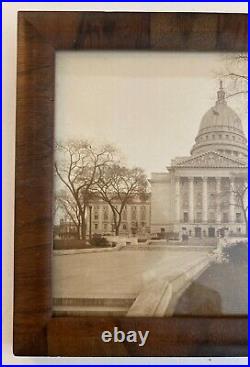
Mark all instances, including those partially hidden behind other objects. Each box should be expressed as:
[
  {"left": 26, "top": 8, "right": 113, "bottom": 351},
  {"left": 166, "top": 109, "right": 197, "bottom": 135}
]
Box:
[{"left": 191, "top": 81, "right": 247, "bottom": 159}]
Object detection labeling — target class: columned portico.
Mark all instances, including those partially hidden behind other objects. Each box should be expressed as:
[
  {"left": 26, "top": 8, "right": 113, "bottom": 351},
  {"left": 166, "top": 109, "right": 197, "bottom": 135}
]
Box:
[{"left": 173, "top": 174, "right": 245, "bottom": 229}]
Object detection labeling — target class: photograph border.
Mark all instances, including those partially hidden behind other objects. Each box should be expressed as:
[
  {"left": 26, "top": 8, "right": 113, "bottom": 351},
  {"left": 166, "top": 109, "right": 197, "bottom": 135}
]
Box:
[{"left": 14, "top": 11, "right": 248, "bottom": 357}]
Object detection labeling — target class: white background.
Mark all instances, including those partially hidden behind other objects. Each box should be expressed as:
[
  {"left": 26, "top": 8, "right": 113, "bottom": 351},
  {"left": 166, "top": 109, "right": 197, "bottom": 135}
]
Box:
[{"left": 2, "top": 2, "right": 248, "bottom": 365}]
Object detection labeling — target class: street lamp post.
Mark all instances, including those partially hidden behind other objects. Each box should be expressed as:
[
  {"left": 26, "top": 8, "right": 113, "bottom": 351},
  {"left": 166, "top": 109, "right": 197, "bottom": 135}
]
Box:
[{"left": 89, "top": 205, "right": 92, "bottom": 242}]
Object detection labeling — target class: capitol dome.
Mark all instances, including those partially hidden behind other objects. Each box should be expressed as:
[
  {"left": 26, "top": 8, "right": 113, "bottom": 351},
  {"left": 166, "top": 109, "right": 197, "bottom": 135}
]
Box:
[{"left": 191, "top": 81, "right": 247, "bottom": 159}]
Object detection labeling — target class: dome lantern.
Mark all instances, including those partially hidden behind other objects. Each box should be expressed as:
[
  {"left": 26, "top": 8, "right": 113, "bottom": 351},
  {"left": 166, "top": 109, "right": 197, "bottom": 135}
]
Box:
[{"left": 216, "top": 80, "right": 226, "bottom": 104}]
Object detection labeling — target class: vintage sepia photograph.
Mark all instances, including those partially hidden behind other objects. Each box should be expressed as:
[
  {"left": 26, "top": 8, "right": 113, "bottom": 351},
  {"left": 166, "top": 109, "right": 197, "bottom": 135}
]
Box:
[{"left": 52, "top": 51, "right": 248, "bottom": 318}]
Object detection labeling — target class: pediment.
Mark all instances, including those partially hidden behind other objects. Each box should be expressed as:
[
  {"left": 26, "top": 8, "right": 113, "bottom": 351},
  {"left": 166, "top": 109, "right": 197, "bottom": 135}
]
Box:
[{"left": 173, "top": 151, "right": 247, "bottom": 169}]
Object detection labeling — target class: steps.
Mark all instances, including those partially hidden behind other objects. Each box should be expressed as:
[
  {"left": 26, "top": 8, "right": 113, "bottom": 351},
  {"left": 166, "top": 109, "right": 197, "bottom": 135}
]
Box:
[{"left": 53, "top": 297, "right": 135, "bottom": 316}]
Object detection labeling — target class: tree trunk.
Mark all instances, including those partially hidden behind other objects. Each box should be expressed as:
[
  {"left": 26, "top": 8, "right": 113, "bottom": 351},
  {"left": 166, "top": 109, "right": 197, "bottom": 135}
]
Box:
[
  {"left": 115, "top": 215, "right": 122, "bottom": 236},
  {"left": 243, "top": 210, "right": 248, "bottom": 235},
  {"left": 76, "top": 225, "right": 81, "bottom": 240},
  {"left": 240, "top": 195, "right": 248, "bottom": 236},
  {"left": 111, "top": 208, "right": 119, "bottom": 236},
  {"left": 80, "top": 216, "right": 86, "bottom": 241}
]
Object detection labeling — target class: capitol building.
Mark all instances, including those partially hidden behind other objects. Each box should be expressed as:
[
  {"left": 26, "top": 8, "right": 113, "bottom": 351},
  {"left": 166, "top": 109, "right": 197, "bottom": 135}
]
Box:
[{"left": 150, "top": 82, "right": 248, "bottom": 239}]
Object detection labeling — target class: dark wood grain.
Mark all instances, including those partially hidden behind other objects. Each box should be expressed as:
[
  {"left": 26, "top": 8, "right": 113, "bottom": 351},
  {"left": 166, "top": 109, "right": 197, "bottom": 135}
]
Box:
[
  {"left": 23, "top": 12, "right": 151, "bottom": 50},
  {"left": 19, "top": 11, "right": 247, "bottom": 51},
  {"left": 14, "top": 11, "right": 248, "bottom": 357},
  {"left": 48, "top": 316, "right": 247, "bottom": 357},
  {"left": 150, "top": 13, "right": 247, "bottom": 50},
  {"left": 14, "top": 13, "right": 54, "bottom": 356}
]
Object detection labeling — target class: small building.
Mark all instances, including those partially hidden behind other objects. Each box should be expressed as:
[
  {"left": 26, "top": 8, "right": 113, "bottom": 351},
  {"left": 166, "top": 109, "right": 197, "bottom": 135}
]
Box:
[{"left": 54, "top": 219, "right": 79, "bottom": 240}]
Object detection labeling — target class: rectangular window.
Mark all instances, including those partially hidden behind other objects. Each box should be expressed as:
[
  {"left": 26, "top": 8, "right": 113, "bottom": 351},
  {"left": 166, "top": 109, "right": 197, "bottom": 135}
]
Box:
[
  {"left": 236, "top": 213, "right": 242, "bottom": 223},
  {"left": 208, "top": 212, "right": 215, "bottom": 223},
  {"left": 183, "top": 212, "right": 189, "bottom": 223},
  {"left": 103, "top": 206, "right": 109, "bottom": 221},
  {"left": 122, "top": 206, "right": 127, "bottom": 220},
  {"left": 223, "top": 212, "right": 228, "bottom": 223},
  {"left": 195, "top": 192, "right": 202, "bottom": 209},
  {"left": 131, "top": 206, "right": 137, "bottom": 221},
  {"left": 94, "top": 206, "right": 99, "bottom": 220},
  {"left": 208, "top": 192, "right": 216, "bottom": 209},
  {"left": 182, "top": 192, "right": 189, "bottom": 209},
  {"left": 196, "top": 212, "right": 202, "bottom": 223},
  {"left": 140, "top": 206, "right": 146, "bottom": 220}
]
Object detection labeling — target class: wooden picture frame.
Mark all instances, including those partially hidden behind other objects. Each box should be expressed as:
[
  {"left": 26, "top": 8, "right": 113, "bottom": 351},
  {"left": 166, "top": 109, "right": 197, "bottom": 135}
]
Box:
[{"left": 14, "top": 11, "right": 248, "bottom": 357}]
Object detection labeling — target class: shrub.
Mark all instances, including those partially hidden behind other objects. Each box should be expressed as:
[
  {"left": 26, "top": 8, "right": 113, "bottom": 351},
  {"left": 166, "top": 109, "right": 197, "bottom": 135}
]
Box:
[
  {"left": 138, "top": 238, "right": 147, "bottom": 243},
  {"left": 90, "top": 234, "right": 110, "bottom": 247},
  {"left": 222, "top": 242, "right": 248, "bottom": 265}
]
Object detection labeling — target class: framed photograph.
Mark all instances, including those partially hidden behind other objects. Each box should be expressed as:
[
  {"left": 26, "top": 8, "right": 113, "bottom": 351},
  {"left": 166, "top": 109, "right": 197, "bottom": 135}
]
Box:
[{"left": 14, "top": 11, "right": 248, "bottom": 357}]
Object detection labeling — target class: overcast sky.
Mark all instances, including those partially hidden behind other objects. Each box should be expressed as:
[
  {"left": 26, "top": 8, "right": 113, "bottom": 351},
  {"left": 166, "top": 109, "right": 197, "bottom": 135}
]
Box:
[{"left": 55, "top": 51, "right": 247, "bottom": 177}]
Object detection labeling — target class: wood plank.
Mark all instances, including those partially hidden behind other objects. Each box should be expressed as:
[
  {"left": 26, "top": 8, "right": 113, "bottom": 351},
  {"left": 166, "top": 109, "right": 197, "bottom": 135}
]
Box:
[{"left": 14, "top": 13, "right": 54, "bottom": 356}]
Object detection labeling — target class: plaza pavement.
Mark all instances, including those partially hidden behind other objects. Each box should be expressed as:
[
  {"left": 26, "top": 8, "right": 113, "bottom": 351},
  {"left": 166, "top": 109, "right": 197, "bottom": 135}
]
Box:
[{"left": 53, "top": 246, "right": 212, "bottom": 300}]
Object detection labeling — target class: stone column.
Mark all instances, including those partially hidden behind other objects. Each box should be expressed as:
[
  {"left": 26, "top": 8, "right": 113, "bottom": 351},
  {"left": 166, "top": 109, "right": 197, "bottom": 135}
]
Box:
[
  {"left": 188, "top": 177, "right": 194, "bottom": 223},
  {"left": 215, "top": 177, "right": 221, "bottom": 223},
  {"left": 229, "top": 178, "right": 235, "bottom": 223},
  {"left": 202, "top": 177, "right": 208, "bottom": 223},
  {"left": 175, "top": 177, "right": 181, "bottom": 222}
]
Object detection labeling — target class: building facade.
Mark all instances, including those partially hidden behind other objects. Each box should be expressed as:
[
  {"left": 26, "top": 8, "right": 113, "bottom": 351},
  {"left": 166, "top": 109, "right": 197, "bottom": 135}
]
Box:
[
  {"left": 55, "top": 195, "right": 151, "bottom": 240},
  {"left": 86, "top": 196, "right": 151, "bottom": 237},
  {"left": 151, "top": 83, "right": 248, "bottom": 239}
]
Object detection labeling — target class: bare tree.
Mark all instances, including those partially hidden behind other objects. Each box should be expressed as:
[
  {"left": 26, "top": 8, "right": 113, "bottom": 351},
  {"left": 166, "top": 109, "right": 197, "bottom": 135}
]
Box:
[
  {"left": 55, "top": 140, "right": 115, "bottom": 240},
  {"left": 219, "top": 53, "right": 248, "bottom": 100},
  {"left": 231, "top": 173, "right": 248, "bottom": 235},
  {"left": 97, "top": 164, "right": 148, "bottom": 236},
  {"left": 56, "top": 190, "right": 81, "bottom": 239},
  {"left": 218, "top": 173, "right": 248, "bottom": 235},
  {"left": 216, "top": 55, "right": 248, "bottom": 235}
]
